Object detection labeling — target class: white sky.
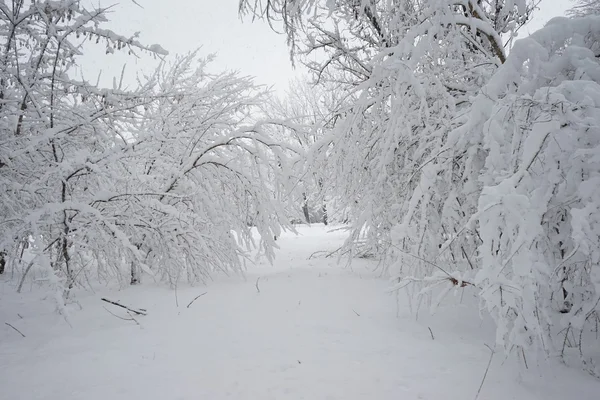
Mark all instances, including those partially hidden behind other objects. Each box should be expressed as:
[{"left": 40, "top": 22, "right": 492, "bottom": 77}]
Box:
[
  {"left": 522, "top": 0, "right": 572, "bottom": 33},
  {"left": 81, "top": 0, "right": 294, "bottom": 92},
  {"left": 81, "top": 0, "right": 573, "bottom": 92}
]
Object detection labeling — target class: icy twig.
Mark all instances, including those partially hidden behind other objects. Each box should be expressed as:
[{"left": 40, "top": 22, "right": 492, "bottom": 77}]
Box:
[
  {"left": 5, "top": 322, "right": 25, "bottom": 338},
  {"left": 102, "top": 306, "right": 142, "bottom": 327},
  {"left": 16, "top": 261, "right": 35, "bottom": 293},
  {"left": 127, "top": 311, "right": 141, "bottom": 326},
  {"left": 307, "top": 250, "right": 328, "bottom": 259},
  {"left": 186, "top": 292, "right": 207, "bottom": 308},
  {"left": 101, "top": 298, "right": 147, "bottom": 315},
  {"left": 103, "top": 306, "right": 134, "bottom": 321},
  {"left": 474, "top": 344, "right": 495, "bottom": 400}
]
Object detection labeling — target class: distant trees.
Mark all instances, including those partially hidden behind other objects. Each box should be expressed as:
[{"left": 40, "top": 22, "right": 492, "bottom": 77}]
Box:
[
  {"left": 265, "top": 78, "right": 345, "bottom": 225},
  {"left": 0, "top": 1, "right": 298, "bottom": 303}
]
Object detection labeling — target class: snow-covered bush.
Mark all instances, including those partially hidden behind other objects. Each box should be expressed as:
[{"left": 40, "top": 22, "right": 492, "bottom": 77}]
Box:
[{"left": 459, "top": 15, "right": 600, "bottom": 364}]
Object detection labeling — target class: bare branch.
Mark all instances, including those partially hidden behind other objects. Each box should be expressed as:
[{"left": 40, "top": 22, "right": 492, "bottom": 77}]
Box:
[
  {"left": 186, "top": 292, "right": 207, "bottom": 309},
  {"left": 5, "top": 322, "right": 25, "bottom": 338}
]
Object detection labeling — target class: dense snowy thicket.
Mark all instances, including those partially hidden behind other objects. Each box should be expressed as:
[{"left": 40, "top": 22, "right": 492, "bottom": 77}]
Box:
[
  {"left": 241, "top": 0, "right": 600, "bottom": 370},
  {"left": 0, "top": 1, "right": 298, "bottom": 304},
  {"left": 243, "top": 0, "right": 533, "bottom": 263},
  {"left": 468, "top": 14, "right": 600, "bottom": 365},
  {"left": 2, "top": 0, "right": 600, "bottom": 378}
]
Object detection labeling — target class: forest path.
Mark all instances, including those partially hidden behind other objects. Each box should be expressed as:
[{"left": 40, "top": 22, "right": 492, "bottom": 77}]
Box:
[{"left": 0, "top": 225, "right": 598, "bottom": 399}]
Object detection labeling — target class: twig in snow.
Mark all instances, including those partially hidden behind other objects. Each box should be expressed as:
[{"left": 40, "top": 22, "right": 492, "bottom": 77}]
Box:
[
  {"left": 103, "top": 306, "right": 135, "bottom": 321},
  {"left": 255, "top": 277, "right": 261, "bottom": 293},
  {"left": 127, "top": 311, "right": 141, "bottom": 326},
  {"left": 326, "top": 226, "right": 351, "bottom": 234},
  {"left": 428, "top": 327, "right": 435, "bottom": 340},
  {"left": 308, "top": 250, "right": 328, "bottom": 259},
  {"left": 103, "top": 306, "right": 142, "bottom": 327},
  {"left": 474, "top": 345, "right": 495, "bottom": 400},
  {"left": 101, "top": 298, "right": 147, "bottom": 315},
  {"left": 129, "top": 0, "right": 144, "bottom": 9},
  {"left": 5, "top": 322, "right": 25, "bottom": 338},
  {"left": 352, "top": 309, "right": 360, "bottom": 316},
  {"left": 325, "top": 246, "right": 345, "bottom": 258},
  {"left": 307, "top": 246, "right": 345, "bottom": 260},
  {"left": 186, "top": 292, "right": 207, "bottom": 308},
  {"left": 16, "top": 261, "right": 34, "bottom": 293}
]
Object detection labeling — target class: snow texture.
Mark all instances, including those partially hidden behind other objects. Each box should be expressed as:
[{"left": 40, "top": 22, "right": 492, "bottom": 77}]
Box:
[{"left": 1, "top": 225, "right": 599, "bottom": 400}]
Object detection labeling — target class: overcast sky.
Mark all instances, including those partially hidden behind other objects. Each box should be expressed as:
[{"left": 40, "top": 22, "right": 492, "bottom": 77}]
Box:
[
  {"left": 82, "top": 0, "right": 573, "bottom": 92},
  {"left": 82, "top": 0, "right": 292, "bottom": 91}
]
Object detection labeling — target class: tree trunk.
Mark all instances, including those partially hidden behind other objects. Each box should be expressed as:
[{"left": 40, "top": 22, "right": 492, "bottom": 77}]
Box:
[
  {"left": 0, "top": 251, "right": 5, "bottom": 274},
  {"left": 302, "top": 193, "right": 310, "bottom": 223},
  {"left": 322, "top": 204, "right": 328, "bottom": 226},
  {"left": 62, "top": 236, "right": 74, "bottom": 294},
  {"left": 131, "top": 261, "right": 140, "bottom": 285},
  {"left": 130, "top": 243, "right": 142, "bottom": 285}
]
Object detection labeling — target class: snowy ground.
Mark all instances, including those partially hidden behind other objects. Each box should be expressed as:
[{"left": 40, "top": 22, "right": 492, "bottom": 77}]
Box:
[{"left": 1, "top": 225, "right": 599, "bottom": 399}]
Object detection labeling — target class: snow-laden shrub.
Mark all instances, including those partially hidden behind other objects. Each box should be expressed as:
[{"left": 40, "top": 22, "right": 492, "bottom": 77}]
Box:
[{"left": 454, "top": 16, "right": 600, "bottom": 365}]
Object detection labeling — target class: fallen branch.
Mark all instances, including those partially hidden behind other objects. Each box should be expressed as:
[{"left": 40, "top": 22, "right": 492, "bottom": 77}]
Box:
[
  {"left": 101, "top": 298, "right": 147, "bottom": 315},
  {"left": 16, "top": 261, "right": 34, "bottom": 293},
  {"left": 103, "top": 306, "right": 131, "bottom": 320},
  {"left": 255, "top": 277, "right": 261, "bottom": 293},
  {"left": 428, "top": 327, "right": 435, "bottom": 340},
  {"left": 5, "top": 322, "right": 25, "bottom": 337},
  {"left": 186, "top": 292, "right": 207, "bottom": 308},
  {"left": 474, "top": 344, "right": 495, "bottom": 400},
  {"left": 352, "top": 309, "right": 360, "bottom": 317},
  {"left": 325, "top": 246, "right": 345, "bottom": 258},
  {"left": 308, "top": 250, "right": 328, "bottom": 259},
  {"left": 389, "top": 275, "right": 475, "bottom": 293},
  {"left": 307, "top": 246, "right": 345, "bottom": 260}
]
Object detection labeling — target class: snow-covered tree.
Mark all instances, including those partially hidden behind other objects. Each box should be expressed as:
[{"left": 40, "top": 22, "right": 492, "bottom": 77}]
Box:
[
  {"left": 240, "top": 0, "right": 533, "bottom": 262},
  {"left": 0, "top": 1, "right": 299, "bottom": 305},
  {"left": 0, "top": 0, "right": 167, "bottom": 299},
  {"left": 240, "top": 0, "right": 600, "bottom": 371},
  {"left": 568, "top": 0, "right": 600, "bottom": 17},
  {"left": 121, "top": 53, "right": 301, "bottom": 286},
  {"left": 459, "top": 15, "right": 600, "bottom": 369}
]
